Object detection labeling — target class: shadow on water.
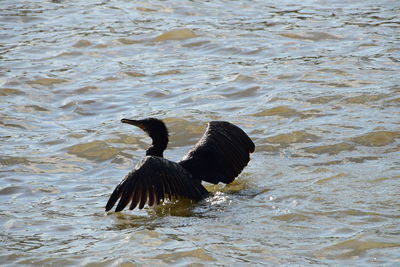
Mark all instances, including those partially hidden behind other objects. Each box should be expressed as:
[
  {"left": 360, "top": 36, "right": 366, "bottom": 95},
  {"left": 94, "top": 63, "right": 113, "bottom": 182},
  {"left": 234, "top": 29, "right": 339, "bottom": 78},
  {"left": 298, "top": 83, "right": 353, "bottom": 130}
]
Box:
[
  {"left": 106, "top": 200, "right": 210, "bottom": 231},
  {"left": 105, "top": 178, "right": 270, "bottom": 231}
]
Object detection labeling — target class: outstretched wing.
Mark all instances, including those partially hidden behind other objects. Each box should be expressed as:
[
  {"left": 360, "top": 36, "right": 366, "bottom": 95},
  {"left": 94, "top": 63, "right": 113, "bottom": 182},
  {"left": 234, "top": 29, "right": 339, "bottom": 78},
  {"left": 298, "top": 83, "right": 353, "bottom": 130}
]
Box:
[
  {"left": 179, "top": 121, "right": 255, "bottom": 184},
  {"left": 105, "top": 156, "right": 208, "bottom": 212}
]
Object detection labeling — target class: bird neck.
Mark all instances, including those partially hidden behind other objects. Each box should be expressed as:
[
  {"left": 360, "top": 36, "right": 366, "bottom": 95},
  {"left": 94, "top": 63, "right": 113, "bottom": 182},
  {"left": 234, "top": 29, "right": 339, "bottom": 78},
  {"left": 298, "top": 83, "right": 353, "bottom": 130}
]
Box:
[{"left": 146, "top": 135, "right": 168, "bottom": 157}]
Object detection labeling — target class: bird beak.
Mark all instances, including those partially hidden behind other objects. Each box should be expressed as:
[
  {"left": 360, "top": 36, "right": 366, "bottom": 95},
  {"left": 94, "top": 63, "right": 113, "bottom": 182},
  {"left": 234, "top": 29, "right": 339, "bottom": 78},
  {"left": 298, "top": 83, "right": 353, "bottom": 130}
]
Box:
[{"left": 121, "top": 118, "right": 146, "bottom": 131}]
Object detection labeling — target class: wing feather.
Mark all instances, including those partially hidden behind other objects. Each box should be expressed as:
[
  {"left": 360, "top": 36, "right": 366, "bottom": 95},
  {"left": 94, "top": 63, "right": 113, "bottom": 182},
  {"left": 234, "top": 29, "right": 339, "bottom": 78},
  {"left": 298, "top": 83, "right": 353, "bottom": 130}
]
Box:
[
  {"left": 148, "top": 185, "right": 155, "bottom": 207},
  {"left": 105, "top": 182, "right": 124, "bottom": 211},
  {"left": 179, "top": 121, "right": 255, "bottom": 184},
  {"left": 155, "top": 178, "right": 165, "bottom": 205},
  {"left": 105, "top": 156, "right": 208, "bottom": 212},
  {"left": 129, "top": 182, "right": 141, "bottom": 210},
  {"left": 139, "top": 184, "right": 148, "bottom": 209},
  {"left": 163, "top": 174, "right": 173, "bottom": 200},
  {"left": 115, "top": 178, "right": 134, "bottom": 212}
]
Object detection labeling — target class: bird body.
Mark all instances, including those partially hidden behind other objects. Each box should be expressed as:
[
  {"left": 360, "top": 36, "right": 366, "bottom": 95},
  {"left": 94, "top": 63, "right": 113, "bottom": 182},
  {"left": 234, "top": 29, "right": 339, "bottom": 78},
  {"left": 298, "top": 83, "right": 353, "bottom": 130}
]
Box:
[{"left": 106, "top": 118, "right": 254, "bottom": 212}]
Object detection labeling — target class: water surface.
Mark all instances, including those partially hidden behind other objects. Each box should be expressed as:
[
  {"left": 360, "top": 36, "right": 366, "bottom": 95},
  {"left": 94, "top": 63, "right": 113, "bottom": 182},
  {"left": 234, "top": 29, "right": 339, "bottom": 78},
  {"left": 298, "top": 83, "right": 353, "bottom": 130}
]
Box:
[{"left": 1, "top": 0, "right": 400, "bottom": 266}]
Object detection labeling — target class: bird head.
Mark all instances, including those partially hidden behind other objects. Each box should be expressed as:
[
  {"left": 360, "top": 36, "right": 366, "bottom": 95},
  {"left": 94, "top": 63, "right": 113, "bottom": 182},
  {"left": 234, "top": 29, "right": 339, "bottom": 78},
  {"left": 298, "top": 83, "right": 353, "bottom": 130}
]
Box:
[
  {"left": 121, "top": 118, "right": 168, "bottom": 137},
  {"left": 121, "top": 118, "right": 169, "bottom": 157}
]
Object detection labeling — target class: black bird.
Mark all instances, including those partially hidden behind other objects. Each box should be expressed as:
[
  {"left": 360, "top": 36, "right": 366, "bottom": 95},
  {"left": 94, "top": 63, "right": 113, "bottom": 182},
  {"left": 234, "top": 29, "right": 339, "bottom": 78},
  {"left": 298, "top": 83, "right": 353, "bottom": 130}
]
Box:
[{"left": 105, "top": 118, "right": 255, "bottom": 212}]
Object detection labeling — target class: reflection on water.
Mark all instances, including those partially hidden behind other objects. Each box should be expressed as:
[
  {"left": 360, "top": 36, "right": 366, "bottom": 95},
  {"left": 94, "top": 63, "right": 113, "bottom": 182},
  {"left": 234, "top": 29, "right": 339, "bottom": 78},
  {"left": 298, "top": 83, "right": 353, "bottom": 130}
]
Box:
[{"left": 1, "top": 0, "right": 400, "bottom": 265}]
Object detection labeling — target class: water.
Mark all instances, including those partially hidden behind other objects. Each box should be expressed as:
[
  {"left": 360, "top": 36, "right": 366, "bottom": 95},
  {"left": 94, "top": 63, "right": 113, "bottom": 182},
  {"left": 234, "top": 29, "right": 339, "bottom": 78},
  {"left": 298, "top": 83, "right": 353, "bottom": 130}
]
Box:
[{"left": 1, "top": 0, "right": 400, "bottom": 266}]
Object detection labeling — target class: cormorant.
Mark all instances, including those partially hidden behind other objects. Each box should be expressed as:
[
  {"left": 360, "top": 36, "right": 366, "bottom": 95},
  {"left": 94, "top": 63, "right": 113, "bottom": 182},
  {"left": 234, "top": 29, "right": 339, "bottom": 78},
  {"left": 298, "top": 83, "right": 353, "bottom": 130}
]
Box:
[{"left": 105, "top": 118, "right": 255, "bottom": 212}]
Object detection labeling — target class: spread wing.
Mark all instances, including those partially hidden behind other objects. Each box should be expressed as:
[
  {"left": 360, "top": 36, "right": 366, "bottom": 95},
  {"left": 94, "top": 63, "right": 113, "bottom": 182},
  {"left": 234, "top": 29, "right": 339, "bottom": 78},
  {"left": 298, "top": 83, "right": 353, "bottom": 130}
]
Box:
[
  {"left": 179, "top": 121, "right": 255, "bottom": 184},
  {"left": 105, "top": 156, "right": 208, "bottom": 212}
]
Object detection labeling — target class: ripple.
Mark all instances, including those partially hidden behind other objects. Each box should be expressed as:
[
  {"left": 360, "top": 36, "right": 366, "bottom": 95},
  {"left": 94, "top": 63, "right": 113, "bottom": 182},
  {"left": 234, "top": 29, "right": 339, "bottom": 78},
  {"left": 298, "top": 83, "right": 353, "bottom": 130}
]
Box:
[
  {"left": 154, "top": 29, "right": 198, "bottom": 42},
  {"left": 304, "top": 143, "right": 355, "bottom": 155},
  {"left": 272, "top": 213, "right": 313, "bottom": 222},
  {"left": 253, "top": 106, "right": 299, "bottom": 118},
  {"left": 307, "top": 95, "right": 343, "bottom": 104},
  {"left": 265, "top": 131, "right": 320, "bottom": 147},
  {"left": 315, "top": 173, "right": 348, "bottom": 185},
  {"left": 221, "top": 86, "right": 260, "bottom": 98},
  {"left": 316, "top": 239, "right": 400, "bottom": 259},
  {"left": 351, "top": 131, "right": 400, "bottom": 147},
  {"left": 280, "top": 31, "right": 343, "bottom": 41},
  {"left": 0, "top": 185, "right": 26, "bottom": 195},
  {"left": 73, "top": 86, "right": 100, "bottom": 94},
  {"left": 72, "top": 40, "right": 92, "bottom": 48},
  {"left": 67, "top": 141, "right": 120, "bottom": 162},
  {"left": 182, "top": 40, "right": 211, "bottom": 48},
  {"left": 343, "top": 94, "right": 386, "bottom": 104},
  {"left": 33, "top": 186, "right": 61, "bottom": 194},
  {"left": 0, "top": 157, "right": 31, "bottom": 167},
  {"left": 27, "top": 78, "right": 69, "bottom": 86},
  {"left": 153, "top": 248, "right": 216, "bottom": 263},
  {"left": 115, "top": 38, "right": 143, "bottom": 45},
  {"left": 155, "top": 70, "right": 182, "bottom": 76},
  {"left": 123, "top": 71, "right": 146, "bottom": 77},
  {"left": 55, "top": 51, "right": 83, "bottom": 58},
  {"left": 0, "top": 121, "right": 27, "bottom": 130},
  {"left": 231, "top": 74, "right": 257, "bottom": 83},
  {"left": 346, "top": 156, "right": 379, "bottom": 163},
  {"left": 253, "top": 106, "right": 323, "bottom": 119},
  {"left": 0, "top": 88, "right": 25, "bottom": 96},
  {"left": 317, "top": 68, "right": 349, "bottom": 76},
  {"left": 14, "top": 104, "right": 49, "bottom": 113}
]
